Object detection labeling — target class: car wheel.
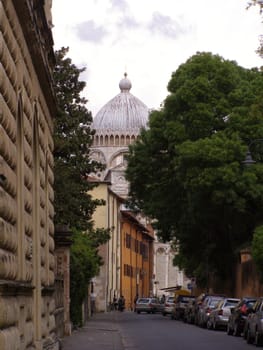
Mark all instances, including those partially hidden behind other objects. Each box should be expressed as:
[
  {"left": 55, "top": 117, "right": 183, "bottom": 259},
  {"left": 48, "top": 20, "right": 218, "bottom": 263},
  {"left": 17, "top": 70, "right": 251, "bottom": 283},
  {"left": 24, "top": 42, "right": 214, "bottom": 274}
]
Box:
[
  {"left": 213, "top": 321, "right": 217, "bottom": 330},
  {"left": 233, "top": 323, "right": 240, "bottom": 337},
  {"left": 162, "top": 312, "right": 166, "bottom": 316},
  {"left": 227, "top": 323, "right": 233, "bottom": 335},
  {"left": 255, "top": 329, "right": 263, "bottom": 347},
  {"left": 137, "top": 310, "right": 140, "bottom": 314},
  {"left": 207, "top": 319, "right": 212, "bottom": 330},
  {"left": 247, "top": 328, "right": 253, "bottom": 344}
]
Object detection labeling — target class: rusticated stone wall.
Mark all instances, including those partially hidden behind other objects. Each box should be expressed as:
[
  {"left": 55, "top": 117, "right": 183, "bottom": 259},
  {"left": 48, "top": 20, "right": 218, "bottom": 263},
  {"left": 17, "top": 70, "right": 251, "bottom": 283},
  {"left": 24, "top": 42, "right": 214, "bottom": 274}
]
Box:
[{"left": 0, "top": 1, "right": 58, "bottom": 349}]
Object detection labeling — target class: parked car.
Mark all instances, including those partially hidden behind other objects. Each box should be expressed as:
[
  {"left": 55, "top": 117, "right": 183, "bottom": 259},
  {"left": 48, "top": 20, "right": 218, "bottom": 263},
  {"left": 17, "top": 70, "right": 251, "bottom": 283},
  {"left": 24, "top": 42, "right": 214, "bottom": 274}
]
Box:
[
  {"left": 196, "top": 295, "right": 225, "bottom": 327},
  {"left": 162, "top": 296, "right": 175, "bottom": 316},
  {"left": 227, "top": 297, "right": 257, "bottom": 337},
  {"left": 184, "top": 298, "right": 196, "bottom": 324},
  {"left": 135, "top": 297, "right": 162, "bottom": 314},
  {"left": 171, "top": 295, "right": 196, "bottom": 320},
  {"left": 207, "top": 297, "right": 240, "bottom": 330},
  {"left": 245, "top": 297, "right": 263, "bottom": 346}
]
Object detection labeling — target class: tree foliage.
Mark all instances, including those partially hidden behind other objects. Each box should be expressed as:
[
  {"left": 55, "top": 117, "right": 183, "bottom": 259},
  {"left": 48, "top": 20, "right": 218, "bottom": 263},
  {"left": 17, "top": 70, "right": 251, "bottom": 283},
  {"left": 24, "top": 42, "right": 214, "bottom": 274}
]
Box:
[
  {"left": 247, "top": 0, "right": 263, "bottom": 58},
  {"left": 70, "top": 228, "right": 110, "bottom": 326},
  {"left": 53, "top": 47, "right": 104, "bottom": 231},
  {"left": 126, "top": 52, "right": 263, "bottom": 286}
]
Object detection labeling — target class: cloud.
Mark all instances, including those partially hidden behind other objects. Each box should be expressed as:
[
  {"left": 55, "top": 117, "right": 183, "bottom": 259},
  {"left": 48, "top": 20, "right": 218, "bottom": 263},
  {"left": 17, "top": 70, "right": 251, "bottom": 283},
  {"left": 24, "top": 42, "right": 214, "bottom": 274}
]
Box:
[
  {"left": 110, "top": 0, "right": 128, "bottom": 11},
  {"left": 117, "top": 15, "right": 139, "bottom": 29},
  {"left": 148, "top": 12, "right": 187, "bottom": 39},
  {"left": 75, "top": 20, "right": 108, "bottom": 43}
]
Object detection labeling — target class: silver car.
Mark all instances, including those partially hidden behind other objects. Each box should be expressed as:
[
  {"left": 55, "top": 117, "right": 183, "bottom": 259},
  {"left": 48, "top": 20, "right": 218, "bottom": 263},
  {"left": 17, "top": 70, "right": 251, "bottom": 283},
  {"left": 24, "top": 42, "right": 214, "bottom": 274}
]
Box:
[
  {"left": 207, "top": 297, "right": 240, "bottom": 330},
  {"left": 196, "top": 295, "right": 225, "bottom": 327},
  {"left": 135, "top": 297, "right": 162, "bottom": 314},
  {"left": 162, "top": 296, "right": 175, "bottom": 316}
]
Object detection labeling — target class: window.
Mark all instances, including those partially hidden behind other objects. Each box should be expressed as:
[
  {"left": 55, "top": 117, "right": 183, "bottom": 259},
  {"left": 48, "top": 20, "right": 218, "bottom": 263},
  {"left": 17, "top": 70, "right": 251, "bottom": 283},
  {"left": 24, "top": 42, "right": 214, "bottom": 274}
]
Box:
[{"left": 125, "top": 233, "right": 131, "bottom": 248}]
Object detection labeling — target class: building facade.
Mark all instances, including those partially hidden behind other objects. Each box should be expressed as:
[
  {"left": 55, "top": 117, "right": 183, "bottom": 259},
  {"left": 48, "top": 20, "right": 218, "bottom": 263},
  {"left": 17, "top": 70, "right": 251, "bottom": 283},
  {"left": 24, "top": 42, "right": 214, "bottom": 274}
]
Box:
[
  {"left": 90, "top": 74, "right": 154, "bottom": 311},
  {"left": 121, "top": 211, "right": 154, "bottom": 309},
  {"left": 0, "top": 1, "right": 59, "bottom": 349},
  {"left": 153, "top": 242, "right": 190, "bottom": 297}
]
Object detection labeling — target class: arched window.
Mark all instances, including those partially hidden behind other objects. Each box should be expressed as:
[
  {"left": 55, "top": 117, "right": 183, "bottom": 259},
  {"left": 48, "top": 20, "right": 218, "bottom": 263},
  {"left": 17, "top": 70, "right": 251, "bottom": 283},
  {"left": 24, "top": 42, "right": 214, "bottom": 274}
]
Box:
[{"left": 120, "top": 135, "right": 125, "bottom": 146}]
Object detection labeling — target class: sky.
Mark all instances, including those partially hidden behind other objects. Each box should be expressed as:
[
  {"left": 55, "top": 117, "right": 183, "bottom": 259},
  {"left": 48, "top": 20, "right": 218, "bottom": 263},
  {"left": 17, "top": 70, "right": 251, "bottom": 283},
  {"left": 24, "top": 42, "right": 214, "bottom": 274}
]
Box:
[{"left": 51, "top": 0, "right": 262, "bottom": 117}]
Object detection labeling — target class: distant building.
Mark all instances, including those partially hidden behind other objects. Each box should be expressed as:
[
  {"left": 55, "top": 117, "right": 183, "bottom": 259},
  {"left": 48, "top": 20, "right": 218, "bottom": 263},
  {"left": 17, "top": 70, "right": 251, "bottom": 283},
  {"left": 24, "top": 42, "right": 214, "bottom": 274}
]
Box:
[
  {"left": 153, "top": 242, "right": 190, "bottom": 296},
  {"left": 90, "top": 73, "right": 187, "bottom": 311},
  {"left": 0, "top": 1, "right": 61, "bottom": 349}
]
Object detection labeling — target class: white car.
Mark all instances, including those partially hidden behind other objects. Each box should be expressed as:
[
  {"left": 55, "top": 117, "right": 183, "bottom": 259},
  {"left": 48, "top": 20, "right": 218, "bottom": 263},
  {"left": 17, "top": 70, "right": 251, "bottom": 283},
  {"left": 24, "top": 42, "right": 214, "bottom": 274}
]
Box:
[{"left": 162, "top": 296, "right": 175, "bottom": 316}]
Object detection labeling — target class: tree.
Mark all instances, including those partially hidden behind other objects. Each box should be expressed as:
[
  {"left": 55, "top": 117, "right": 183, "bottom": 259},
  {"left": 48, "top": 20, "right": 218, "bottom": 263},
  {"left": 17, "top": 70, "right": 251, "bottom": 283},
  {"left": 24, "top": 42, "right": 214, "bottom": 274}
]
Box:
[
  {"left": 252, "top": 225, "right": 263, "bottom": 281},
  {"left": 53, "top": 48, "right": 110, "bottom": 325},
  {"left": 70, "top": 228, "right": 109, "bottom": 326},
  {"left": 247, "top": 0, "right": 263, "bottom": 58},
  {"left": 53, "top": 47, "right": 104, "bottom": 231},
  {"left": 126, "top": 52, "right": 263, "bottom": 287}
]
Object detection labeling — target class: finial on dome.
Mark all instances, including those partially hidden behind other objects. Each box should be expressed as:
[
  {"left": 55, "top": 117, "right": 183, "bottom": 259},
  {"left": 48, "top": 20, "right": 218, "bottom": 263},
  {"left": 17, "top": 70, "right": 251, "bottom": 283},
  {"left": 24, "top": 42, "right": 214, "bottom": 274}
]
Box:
[{"left": 119, "top": 72, "right": 132, "bottom": 92}]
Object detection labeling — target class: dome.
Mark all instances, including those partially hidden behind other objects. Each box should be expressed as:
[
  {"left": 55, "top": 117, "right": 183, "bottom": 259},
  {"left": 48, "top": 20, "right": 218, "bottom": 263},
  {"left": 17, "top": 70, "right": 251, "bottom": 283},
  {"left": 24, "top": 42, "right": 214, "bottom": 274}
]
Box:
[{"left": 92, "top": 73, "right": 149, "bottom": 135}]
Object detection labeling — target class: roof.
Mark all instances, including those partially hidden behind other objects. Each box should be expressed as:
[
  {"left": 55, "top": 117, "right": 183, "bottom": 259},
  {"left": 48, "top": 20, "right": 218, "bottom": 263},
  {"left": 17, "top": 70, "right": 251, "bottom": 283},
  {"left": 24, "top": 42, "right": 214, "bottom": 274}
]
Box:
[
  {"left": 92, "top": 73, "right": 149, "bottom": 135},
  {"left": 121, "top": 210, "right": 153, "bottom": 239}
]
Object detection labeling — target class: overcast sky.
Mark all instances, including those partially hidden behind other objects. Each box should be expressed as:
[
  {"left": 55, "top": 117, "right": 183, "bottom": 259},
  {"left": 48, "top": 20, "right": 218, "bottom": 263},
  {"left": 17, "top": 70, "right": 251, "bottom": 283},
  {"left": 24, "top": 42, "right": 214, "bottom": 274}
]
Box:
[{"left": 51, "top": 0, "right": 262, "bottom": 116}]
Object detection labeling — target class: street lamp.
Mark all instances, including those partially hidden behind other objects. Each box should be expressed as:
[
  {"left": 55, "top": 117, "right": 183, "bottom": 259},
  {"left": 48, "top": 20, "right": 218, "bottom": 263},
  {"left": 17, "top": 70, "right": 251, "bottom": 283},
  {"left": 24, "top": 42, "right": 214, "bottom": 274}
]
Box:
[{"left": 242, "top": 139, "right": 263, "bottom": 166}]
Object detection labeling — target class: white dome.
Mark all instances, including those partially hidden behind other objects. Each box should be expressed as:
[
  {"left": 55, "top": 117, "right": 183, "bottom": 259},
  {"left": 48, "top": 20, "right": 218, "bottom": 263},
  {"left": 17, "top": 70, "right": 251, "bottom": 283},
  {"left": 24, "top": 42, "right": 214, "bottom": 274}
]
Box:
[{"left": 92, "top": 73, "right": 149, "bottom": 135}]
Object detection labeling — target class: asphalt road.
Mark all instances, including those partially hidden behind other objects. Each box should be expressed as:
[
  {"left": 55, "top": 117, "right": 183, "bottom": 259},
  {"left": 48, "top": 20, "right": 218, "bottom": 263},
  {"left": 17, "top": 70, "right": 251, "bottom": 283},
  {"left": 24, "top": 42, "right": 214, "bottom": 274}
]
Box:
[{"left": 117, "top": 311, "right": 256, "bottom": 350}]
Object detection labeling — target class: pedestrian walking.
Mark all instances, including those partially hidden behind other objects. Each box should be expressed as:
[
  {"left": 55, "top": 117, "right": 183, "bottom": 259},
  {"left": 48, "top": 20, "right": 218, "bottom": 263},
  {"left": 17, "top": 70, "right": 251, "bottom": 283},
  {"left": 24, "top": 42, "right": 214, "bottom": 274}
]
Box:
[
  {"left": 118, "top": 295, "right": 125, "bottom": 311},
  {"left": 133, "top": 293, "right": 139, "bottom": 312},
  {"left": 113, "top": 294, "right": 118, "bottom": 310},
  {"left": 90, "top": 292, "right": 96, "bottom": 315}
]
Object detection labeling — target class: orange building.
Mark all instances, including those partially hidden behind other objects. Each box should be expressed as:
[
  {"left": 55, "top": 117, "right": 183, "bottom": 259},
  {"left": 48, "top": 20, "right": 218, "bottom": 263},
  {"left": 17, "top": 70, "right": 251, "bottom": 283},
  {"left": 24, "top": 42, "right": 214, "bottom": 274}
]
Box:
[{"left": 120, "top": 211, "right": 154, "bottom": 310}]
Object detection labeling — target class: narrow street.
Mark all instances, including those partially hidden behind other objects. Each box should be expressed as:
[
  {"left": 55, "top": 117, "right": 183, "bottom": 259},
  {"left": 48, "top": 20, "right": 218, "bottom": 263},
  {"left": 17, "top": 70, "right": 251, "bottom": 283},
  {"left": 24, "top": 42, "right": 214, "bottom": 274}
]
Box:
[{"left": 62, "top": 311, "right": 256, "bottom": 350}]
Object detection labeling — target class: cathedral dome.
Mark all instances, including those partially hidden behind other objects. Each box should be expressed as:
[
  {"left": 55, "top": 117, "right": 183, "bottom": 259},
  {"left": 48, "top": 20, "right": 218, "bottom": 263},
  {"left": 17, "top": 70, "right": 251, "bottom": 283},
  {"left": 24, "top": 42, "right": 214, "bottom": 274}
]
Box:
[{"left": 92, "top": 73, "right": 149, "bottom": 136}]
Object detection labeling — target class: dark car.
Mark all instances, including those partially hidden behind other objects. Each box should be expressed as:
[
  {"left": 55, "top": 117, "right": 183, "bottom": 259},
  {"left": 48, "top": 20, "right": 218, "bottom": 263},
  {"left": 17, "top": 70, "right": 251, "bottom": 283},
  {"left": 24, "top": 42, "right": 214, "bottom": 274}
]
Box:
[
  {"left": 171, "top": 295, "right": 196, "bottom": 320},
  {"left": 184, "top": 298, "right": 196, "bottom": 324},
  {"left": 227, "top": 297, "right": 257, "bottom": 337},
  {"left": 245, "top": 297, "right": 263, "bottom": 346}
]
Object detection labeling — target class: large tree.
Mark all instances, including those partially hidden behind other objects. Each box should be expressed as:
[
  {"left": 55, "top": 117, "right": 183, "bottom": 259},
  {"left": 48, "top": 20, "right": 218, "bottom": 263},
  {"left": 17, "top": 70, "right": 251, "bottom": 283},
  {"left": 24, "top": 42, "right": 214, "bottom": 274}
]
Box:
[
  {"left": 53, "top": 47, "right": 104, "bottom": 231},
  {"left": 126, "top": 52, "right": 263, "bottom": 287},
  {"left": 53, "top": 48, "right": 110, "bottom": 325}
]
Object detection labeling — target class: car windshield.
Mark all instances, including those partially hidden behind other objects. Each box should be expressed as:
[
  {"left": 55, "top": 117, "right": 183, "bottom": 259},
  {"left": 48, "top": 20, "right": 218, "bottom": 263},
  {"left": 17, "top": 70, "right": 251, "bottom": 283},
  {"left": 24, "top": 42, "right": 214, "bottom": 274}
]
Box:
[
  {"left": 138, "top": 298, "right": 150, "bottom": 303},
  {"left": 181, "top": 297, "right": 193, "bottom": 303},
  {"left": 167, "top": 297, "right": 174, "bottom": 303},
  {"left": 209, "top": 299, "right": 223, "bottom": 307},
  {"left": 225, "top": 300, "right": 239, "bottom": 307},
  {"left": 247, "top": 300, "right": 257, "bottom": 308}
]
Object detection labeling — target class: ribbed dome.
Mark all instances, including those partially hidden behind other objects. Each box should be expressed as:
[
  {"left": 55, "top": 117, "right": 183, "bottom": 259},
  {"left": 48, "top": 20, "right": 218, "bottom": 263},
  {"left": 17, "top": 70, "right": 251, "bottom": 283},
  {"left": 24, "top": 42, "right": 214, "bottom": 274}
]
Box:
[{"left": 92, "top": 73, "right": 149, "bottom": 134}]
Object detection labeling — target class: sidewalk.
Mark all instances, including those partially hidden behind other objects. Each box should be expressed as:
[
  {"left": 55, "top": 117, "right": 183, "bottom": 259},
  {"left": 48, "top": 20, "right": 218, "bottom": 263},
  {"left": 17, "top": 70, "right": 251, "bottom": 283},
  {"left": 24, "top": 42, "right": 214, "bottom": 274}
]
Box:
[{"left": 61, "top": 311, "right": 124, "bottom": 350}]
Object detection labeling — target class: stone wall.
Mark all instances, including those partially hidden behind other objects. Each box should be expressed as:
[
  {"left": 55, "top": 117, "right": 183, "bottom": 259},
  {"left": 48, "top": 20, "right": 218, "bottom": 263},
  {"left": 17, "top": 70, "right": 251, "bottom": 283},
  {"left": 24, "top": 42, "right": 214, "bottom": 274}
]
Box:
[{"left": 0, "top": 1, "right": 58, "bottom": 349}]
